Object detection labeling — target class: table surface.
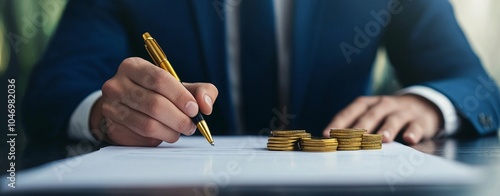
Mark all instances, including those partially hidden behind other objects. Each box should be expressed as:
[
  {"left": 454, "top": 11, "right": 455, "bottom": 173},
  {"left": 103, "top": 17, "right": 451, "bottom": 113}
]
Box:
[{"left": 8, "top": 134, "right": 500, "bottom": 196}]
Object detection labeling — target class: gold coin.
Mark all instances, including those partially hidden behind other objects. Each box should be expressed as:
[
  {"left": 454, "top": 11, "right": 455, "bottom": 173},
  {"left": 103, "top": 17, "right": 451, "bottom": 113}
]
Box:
[
  {"left": 268, "top": 136, "right": 301, "bottom": 140},
  {"left": 301, "top": 143, "right": 338, "bottom": 147},
  {"left": 302, "top": 149, "right": 337, "bottom": 152},
  {"left": 272, "top": 134, "right": 311, "bottom": 139},
  {"left": 301, "top": 139, "right": 338, "bottom": 143},
  {"left": 361, "top": 139, "right": 382, "bottom": 142},
  {"left": 267, "top": 143, "right": 295, "bottom": 148},
  {"left": 330, "top": 136, "right": 363, "bottom": 140},
  {"left": 338, "top": 146, "right": 361, "bottom": 149},
  {"left": 301, "top": 142, "right": 338, "bottom": 146},
  {"left": 288, "top": 133, "right": 312, "bottom": 137},
  {"left": 268, "top": 139, "right": 297, "bottom": 143},
  {"left": 337, "top": 147, "right": 361, "bottom": 151},
  {"left": 361, "top": 142, "right": 381, "bottom": 145},
  {"left": 302, "top": 146, "right": 337, "bottom": 151},
  {"left": 361, "top": 145, "right": 382, "bottom": 148},
  {"left": 362, "top": 133, "right": 382, "bottom": 138},
  {"left": 301, "top": 137, "right": 337, "bottom": 141},
  {"left": 330, "top": 133, "right": 364, "bottom": 137},
  {"left": 361, "top": 141, "right": 381, "bottom": 145},
  {"left": 329, "top": 132, "right": 364, "bottom": 136},
  {"left": 362, "top": 146, "right": 382, "bottom": 150},
  {"left": 271, "top": 130, "right": 306, "bottom": 134},
  {"left": 337, "top": 138, "right": 362, "bottom": 142},
  {"left": 337, "top": 144, "right": 362, "bottom": 147},
  {"left": 362, "top": 138, "right": 382, "bottom": 141},
  {"left": 267, "top": 146, "right": 295, "bottom": 151},
  {"left": 330, "top": 128, "right": 367, "bottom": 133},
  {"left": 337, "top": 142, "right": 361, "bottom": 145},
  {"left": 300, "top": 143, "right": 338, "bottom": 148}
]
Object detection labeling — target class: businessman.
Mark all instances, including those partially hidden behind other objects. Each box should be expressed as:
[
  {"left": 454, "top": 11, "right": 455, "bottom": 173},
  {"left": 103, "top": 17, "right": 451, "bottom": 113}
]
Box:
[{"left": 23, "top": 0, "right": 500, "bottom": 147}]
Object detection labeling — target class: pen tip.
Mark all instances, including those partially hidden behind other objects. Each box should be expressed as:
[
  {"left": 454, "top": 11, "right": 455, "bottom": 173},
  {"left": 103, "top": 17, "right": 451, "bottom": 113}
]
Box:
[{"left": 210, "top": 142, "right": 215, "bottom": 146}]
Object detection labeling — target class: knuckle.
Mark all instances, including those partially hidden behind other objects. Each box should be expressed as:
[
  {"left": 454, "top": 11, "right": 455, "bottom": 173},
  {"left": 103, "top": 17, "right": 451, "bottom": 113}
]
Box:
[
  {"left": 145, "top": 97, "right": 161, "bottom": 117},
  {"left": 386, "top": 114, "right": 402, "bottom": 125},
  {"left": 122, "top": 57, "right": 140, "bottom": 66},
  {"left": 406, "top": 102, "right": 420, "bottom": 112},
  {"left": 101, "top": 104, "right": 113, "bottom": 117},
  {"left": 102, "top": 80, "right": 119, "bottom": 97},
  {"left": 141, "top": 120, "right": 157, "bottom": 137},
  {"left": 379, "top": 96, "right": 394, "bottom": 105},
  {"left": 355, "top": 118, "right": 369, "bottom": 127},
  {"left": 354, "top": 96, "right": 368, "bottom": 104},
  {"left": 387, "top": 114, "right": 401, "bottom": 123},
  {"left": 143, "top": 68, "right": 168, "bottom": 90},
  {"left": 146, "top": 71, "right": 164, "bottom": 89},
  {"left": 173, "top": 89, "right": 193, "bottom": 106},
  {"left": 119, "top": 57, "right": 139, "bottom": 72},
  {"left": 365, "top": 110, "right": 380, "bottom": 119}
]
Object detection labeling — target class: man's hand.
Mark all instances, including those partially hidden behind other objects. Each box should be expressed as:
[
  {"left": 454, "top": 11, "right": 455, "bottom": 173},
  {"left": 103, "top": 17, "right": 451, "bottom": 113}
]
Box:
[
  {"left": 322, "top": 95, "right": 443, "bottom": 145},
  {"left": 90, "top": 57, "right": 218, "bottom": 146}
]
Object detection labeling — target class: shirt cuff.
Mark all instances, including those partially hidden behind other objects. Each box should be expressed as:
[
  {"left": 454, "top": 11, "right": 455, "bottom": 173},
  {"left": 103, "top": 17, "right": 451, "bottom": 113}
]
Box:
[
  {"left": 68, "top": 90, "right": 102, "bottom": 143},
  {"left": 396, "top": 86, "right": 461, "bottom": 137}
]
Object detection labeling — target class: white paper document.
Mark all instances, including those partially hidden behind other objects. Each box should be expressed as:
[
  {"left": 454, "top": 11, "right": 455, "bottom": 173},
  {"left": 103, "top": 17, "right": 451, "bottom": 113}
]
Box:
[{"left": 2, "top": 136, "right": 482, "bottom": 192}]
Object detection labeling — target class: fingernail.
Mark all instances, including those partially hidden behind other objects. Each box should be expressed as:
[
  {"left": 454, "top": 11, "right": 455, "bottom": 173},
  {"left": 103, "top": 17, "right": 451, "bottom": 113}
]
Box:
[
  {"left": 407, "top": 132, "right": 416, "bottom": 142},
  {"left": 185, "top": 101, "right": 198, "bottom": 117},
  {"left": 204, "top": 95, "right": 213, "bottom": 110},
  {"left": 382, "top": 130, "right": 391, "bottom": 141},
  {"left": 189, "top": 126, "right": 196, "bottom": 136}
]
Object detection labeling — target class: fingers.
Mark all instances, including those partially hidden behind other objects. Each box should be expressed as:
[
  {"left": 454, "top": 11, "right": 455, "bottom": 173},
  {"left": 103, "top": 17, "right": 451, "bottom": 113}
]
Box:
[
  {"left": 376, "top": 111, "right": 412, "bottom": 143},
  {"left": 101, "top": 100, "right": 183, "bottom": 143},
  {"left": 402, "top": 122, "right": 424, "bottom": 145},
  {"left": 352, "top": 97, "right": 399, "bottom": 132},
  {"left": 184, "top": 83, "right": 218, "bottom": 115},
  {"left": 103, "top": 78, "right": 195, "bottom": 136},
  {"left": 104, "top": 119, "right": 163, "bottom": 147},
  {"left": 323, "top": 95, "right": 443, "bottom": 145},
  {"left": 119, "top": 57, "right": 199, "bottom": 117},
  {"left": 322, "top": 96, "right": 381, "bottom": 136},
  {"left": 99, "top": 57, "right": 221, "bottom": 146}
]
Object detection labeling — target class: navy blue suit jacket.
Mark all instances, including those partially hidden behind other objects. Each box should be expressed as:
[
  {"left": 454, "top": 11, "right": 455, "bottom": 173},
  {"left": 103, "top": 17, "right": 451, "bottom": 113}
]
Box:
[{"left": 23, "top": 0, "right": 500, "bottom": 143}]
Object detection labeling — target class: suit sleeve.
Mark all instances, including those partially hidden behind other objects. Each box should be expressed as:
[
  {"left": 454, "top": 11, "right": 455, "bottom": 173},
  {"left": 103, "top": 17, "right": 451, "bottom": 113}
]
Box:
[
  {"left": 22, "top": 0, "right": 129, "bottom": 144},
  {"left": 384, "top": 0, "right": 500, "bottom": 135}
]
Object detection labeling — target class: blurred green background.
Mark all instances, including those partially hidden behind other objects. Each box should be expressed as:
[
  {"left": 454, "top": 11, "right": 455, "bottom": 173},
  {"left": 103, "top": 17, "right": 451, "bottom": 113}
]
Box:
[
  {"left": 1, "top": 0, "right": 67, "bottom": 168},
  {"left": 0, "top": 0, "right": 499, "bottom": 161},
  {"left": 1, "top": 0, "right": 66, "bottom": 94}
]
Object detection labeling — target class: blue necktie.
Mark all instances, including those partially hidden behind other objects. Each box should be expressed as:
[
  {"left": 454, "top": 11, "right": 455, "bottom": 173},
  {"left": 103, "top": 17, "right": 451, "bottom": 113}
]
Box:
[{"left": 240, "top": 0, "right": 278, "bottom": 133}]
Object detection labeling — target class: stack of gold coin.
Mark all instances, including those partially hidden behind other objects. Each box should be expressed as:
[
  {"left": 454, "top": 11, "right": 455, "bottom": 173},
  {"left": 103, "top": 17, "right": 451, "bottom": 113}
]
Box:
[
  {"left": 299, "top": 137, "right": 338, "bottom": 152},
  {"left": 267, "top": 130, "right": 311, "bottom": 151},
  {"left": 329, "top": 128, "right": 366, "bottom": 151},
  {"left": 361, "top": 133, "right": 383, "bottom": 150}
]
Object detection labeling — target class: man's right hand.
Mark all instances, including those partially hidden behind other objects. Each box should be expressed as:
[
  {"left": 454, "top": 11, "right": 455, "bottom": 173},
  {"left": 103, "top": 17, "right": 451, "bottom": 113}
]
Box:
[{"left": 89, "top": 57, "right": 218, "bottom": 146}]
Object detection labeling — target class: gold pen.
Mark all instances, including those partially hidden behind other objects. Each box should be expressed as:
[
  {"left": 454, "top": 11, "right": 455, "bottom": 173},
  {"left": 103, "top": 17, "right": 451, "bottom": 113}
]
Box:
[{"left": 142, "top": 32, "right": 215, "bottom": 146}]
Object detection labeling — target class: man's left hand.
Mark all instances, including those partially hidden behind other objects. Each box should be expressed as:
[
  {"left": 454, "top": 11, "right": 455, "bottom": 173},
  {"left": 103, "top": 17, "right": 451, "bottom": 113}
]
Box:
[{"left": 322, "top": 95, "right": 443, "bottom": 145}]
